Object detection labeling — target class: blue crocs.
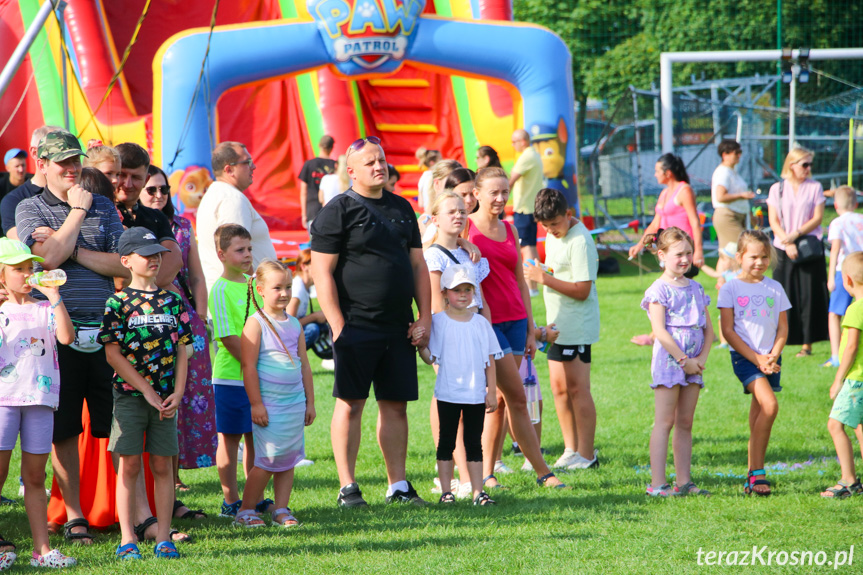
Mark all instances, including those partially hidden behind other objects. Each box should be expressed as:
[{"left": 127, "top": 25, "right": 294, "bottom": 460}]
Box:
[
  {"left": 154, "top": 541, "right": 180, "bottom": 559},
  {"left": 116, "top": 543, "right": 142, "bottom": 560}
]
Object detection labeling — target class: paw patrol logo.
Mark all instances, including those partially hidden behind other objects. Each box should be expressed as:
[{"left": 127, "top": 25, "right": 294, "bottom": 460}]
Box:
[{"left": 308, "top": 0, "right": 425, "bottom": 76}]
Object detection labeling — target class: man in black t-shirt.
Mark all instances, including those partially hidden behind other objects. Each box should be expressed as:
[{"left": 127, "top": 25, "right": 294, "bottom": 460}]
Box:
[
  {"left": 298, "top": 135, "right": 336, "bottom": 229},
  {"left": 311, "top": 138, "right": 431, "bottom": 508},
  {"left": 115, "top": 143, "right": 182, "bottom": 290}
]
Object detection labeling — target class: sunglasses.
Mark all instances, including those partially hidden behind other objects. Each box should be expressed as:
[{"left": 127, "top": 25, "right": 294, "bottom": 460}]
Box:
[
  {"left": 347, "top": 136, "right": 382, "bottom": 156},
  {"left": 144, "top": 185, "right": 170, "bottom": 196},
  {"left": 229, "top": 158, "right": 254, "bottom": 168},
  {"left": 796, "top": 162, "right": 812, "bottom": 169}
]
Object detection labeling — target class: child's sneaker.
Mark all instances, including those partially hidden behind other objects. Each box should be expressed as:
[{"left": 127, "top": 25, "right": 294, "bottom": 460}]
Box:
[
  {"left": 337, "top": 483, "right": 369, "bottom": 508},
  {"left": 219, "top": 499, "right": 242, "bottom": 518},
  {"left": 552, "top": 449, "right": 579, "bottom": 469},
  {"left": 511, "top": 443, "right": 523, "bottom": 457},
  {"left": 456, "top": 481, "right": 473, "bottom": 500},
  {"left": 30, "top": 549, "right": 77, "bottom": 568},
  {"left": 645, "top": 483, "right": 672, "bottom": 497},
  {"left": 822, "top": 357, "right": 840, "bottom": 368},
  {"left": 385, "top": 481, "right": 427, "bottom": 506},
  {"left": 493, "top": 460, "right": 513, "bottom": 474},
  {"left": 521, "top": 459, "right": 534, "bottom": 472},
  {"left": 567, "top": 450, "right": 599, "bottom": 470}
]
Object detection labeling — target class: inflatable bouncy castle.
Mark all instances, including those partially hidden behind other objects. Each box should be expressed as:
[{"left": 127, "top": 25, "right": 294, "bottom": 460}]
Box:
[{"left": 1, "top": 0, "right": 576, "bottom": 253}]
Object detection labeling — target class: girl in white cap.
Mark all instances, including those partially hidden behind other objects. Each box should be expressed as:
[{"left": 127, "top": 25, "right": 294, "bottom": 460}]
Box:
[
  {"left": 0, "top": 238, "right": 75, "bottom": 568},
  {"left": 417, "top": 264, "right": 501, "bottom": 506}
]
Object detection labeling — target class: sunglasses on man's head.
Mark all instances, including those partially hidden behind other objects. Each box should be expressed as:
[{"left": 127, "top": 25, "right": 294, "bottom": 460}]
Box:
[
  {"left": 347, "top": 136, "right": 382, "bottom": 156},
  {"left": 144, "top": 185, "right": 170, "bottom": 196}
]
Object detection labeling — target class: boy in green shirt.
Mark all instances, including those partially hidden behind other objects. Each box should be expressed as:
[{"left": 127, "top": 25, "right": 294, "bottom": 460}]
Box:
[
  {"left": 823, "top": 252, "right": 863, "bottom": 498},
  {"left": 525, "top": 188, "right": 600, "bottom": 470},
  {"left": 207, "top": 224, "right": 266, "bottom": 516}
]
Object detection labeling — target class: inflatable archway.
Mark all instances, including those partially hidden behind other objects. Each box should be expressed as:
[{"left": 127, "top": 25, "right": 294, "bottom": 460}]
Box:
[{"left": 153, "top": 0, "right": 576, "bottom": 207}]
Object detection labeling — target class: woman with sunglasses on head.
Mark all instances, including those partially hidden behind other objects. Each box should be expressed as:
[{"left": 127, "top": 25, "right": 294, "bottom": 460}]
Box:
[
  {"left": 767, "top": 146, "right": 829, "bottom": 357},
  {"left": 140, "top": 165, "right": 217, "bottom": 491}
]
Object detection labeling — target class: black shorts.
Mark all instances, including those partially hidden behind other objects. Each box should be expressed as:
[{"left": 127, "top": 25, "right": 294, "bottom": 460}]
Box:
[
  {"left": 332, "top": 325, "right": 418, "bottom": 401},
  {"left": 53, "top": 344, "right": 114, "bottom": 443},
  {"left": 547, "top": 343, "right": 592, "bottom": 363},
  {"left": 512, "top": 212, "right": 537, "bottom": 246}
]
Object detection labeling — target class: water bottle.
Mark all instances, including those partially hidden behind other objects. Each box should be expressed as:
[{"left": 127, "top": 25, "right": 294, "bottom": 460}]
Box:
[
  {"left": 523, "top": 359, "right": 540, "bottom": 424},
  {"left": 26, "top": 269, "right": 67, "bottom": 287}
]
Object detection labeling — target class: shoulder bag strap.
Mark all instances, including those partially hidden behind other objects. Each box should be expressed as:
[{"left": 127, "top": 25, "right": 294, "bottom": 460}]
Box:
[
  {"left": 430, "top": 243, "right": 460, "bottom": 264},
  {"left": 345, "top": 189, "right": 408, "bottom": 249}
]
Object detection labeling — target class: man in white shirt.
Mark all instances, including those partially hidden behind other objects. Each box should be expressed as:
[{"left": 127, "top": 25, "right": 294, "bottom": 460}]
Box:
[{"left": 196, "top": 141, "right": 277, "bottom": 289}]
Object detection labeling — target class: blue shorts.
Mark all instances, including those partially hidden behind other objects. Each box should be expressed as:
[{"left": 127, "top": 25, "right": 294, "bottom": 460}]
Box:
[
  {"left": 492, "top": 318, "right": 528, "bottom": 356},
  {"left": 829, "top": 271, "right": 853, "bottom": 316},
  {"left": 730, "top": 350, "right": 782, "bottom": 394},
  {"left": 512, "top": 212, "right": 537, "bottom": 246},
  {"left": 213, "top": 384, "right": 252, "bottom": 435}
]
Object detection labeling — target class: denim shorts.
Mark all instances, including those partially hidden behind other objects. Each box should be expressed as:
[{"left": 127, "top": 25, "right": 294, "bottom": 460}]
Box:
[
  {"left": 829, "top": 271, "right": 853, "bottom": 316},
  {"left": 492, "top": 318, "right": 528, "bottom": 356},
  {"left": 730, "top": 350, "right": 782, "bottom": 394}
]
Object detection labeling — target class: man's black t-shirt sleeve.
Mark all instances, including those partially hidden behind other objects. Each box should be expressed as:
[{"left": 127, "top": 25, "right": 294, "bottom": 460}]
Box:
[
  {"left": 298, "top": 161, "right": 313, "bottom": 185},
  {"left": 309, "top": 200, "right": 344, "bottom": 254}
]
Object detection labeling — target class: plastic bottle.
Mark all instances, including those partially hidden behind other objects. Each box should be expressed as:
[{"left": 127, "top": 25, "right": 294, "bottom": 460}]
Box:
[
  {"left": 522, "top": 358, "right": 541, "bottom": 424},
  {"left": 26, "top": 269, "right": 67, "bottom": 287}
]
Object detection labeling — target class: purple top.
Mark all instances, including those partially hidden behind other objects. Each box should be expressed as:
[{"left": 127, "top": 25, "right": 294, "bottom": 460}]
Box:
[
  {"left": 767, "top": 179, "right": 825, "bottom": 250},
  {"left": 717, "top": 277, "right": 791, "bottom": 355},
  {"left": 640, "top": 279, "right": 710, "bottom": 329}
]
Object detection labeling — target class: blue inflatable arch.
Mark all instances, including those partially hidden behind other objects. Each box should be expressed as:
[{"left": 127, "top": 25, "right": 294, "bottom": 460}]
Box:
[{"left": 153, "top": 15, "right": 576, "bottom": 201}]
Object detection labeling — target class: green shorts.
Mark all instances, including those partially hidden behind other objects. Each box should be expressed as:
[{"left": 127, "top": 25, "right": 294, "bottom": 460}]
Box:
[
  {"left": 829, "top": 379, "right": 863, "bottom": 428},
  {"left": 108, "top": 391, "right": 179, "bottom": 457}
]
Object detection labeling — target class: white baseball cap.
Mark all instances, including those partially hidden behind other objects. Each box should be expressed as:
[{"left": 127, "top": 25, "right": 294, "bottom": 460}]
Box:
[{"left": 440, "top": 264, "right": 477, "bottom": 291}]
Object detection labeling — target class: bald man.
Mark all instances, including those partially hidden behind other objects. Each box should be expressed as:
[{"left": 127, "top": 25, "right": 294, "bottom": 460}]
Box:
[
  {"left": 310, "top": 137, "right": 431, "bottom": 508},
  {"left": 510, "top": 129, "right": 543, "bottom": 295}
]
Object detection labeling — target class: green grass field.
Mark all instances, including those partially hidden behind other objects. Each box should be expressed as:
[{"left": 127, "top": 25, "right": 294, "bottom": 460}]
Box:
[{"left": 1, "top": 256, "right": 859, "bottom": 573}]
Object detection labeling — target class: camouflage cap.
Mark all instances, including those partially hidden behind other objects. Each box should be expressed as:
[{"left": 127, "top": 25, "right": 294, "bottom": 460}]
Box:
[{"left": 37, "top": 131, "right": 87, "bottom": 162}]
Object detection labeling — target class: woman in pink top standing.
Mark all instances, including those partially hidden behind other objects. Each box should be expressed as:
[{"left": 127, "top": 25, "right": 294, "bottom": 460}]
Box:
[
  {"left": 467, "top": 167, "right": 565, "bottom": 489},
  {"left": 767, "top": 146, "right": 828, "bottom": 357},
  {"left": 629, "top": 154, "right": 703, "bottom": 345}
]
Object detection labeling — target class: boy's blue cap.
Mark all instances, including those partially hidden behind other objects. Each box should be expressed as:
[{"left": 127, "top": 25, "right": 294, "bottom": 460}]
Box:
[{"left": 4, "top": 148, "right": 26, "bottom": 165}]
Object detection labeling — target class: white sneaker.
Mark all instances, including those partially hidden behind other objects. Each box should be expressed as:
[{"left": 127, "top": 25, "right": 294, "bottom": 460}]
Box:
[
  {"left": 521, "top": 459, "right": 534, "bottom": 472},
  {"left": 295, "top": 458, "right": 315, "bottom": 467},
  {"left": 320, "top": 359, "right": 335, "bottom": 371},
  {"left": 552, "top": 450, "right": 580, "bottom": 469},
  {"left": 567, "top": 449, "right": 599, "bottom": 470},
  {"left": 493, "top": 460, "right": 514, "bottom": 474},
  {"left": 456, "top": 481, "right": 473, "bottom": 500}
]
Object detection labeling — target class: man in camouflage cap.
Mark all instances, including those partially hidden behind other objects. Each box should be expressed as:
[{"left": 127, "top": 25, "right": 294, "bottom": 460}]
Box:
[{"left": 15, "top": 130, "right": 127, "bottom": 544}]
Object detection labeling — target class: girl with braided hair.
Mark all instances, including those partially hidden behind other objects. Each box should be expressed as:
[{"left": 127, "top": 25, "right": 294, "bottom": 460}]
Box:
[{"left": 233, "top": 261, "right": 315, "bottom": 528}]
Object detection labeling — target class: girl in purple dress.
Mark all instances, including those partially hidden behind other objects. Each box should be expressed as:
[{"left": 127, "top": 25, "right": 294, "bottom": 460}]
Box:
[
  {"left": 640, "top": 227, "right": 714, "bottom": 497},
  {"left": 142, "top": 166, "right": 217, "bottom": 489}
]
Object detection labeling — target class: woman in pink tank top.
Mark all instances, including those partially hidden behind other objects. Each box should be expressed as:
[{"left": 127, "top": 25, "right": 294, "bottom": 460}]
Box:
[
  {"left": 467, "top": 167, "right": 565, "bottom": 489},
  {"left": 628, "top": 154, "right": 703, "bottom": 267}
]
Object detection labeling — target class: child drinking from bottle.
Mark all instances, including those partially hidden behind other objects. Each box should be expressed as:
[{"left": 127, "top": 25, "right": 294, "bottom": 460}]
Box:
[
  {"left": 417, "top": 264, "right": 501, "bottom": 505},
  {"left": 641, "top": 227, "right": 714, "bottom": 497},
  {"left": 0, "top": 238, "right": 75, "bottom": 568},
  {"left": 233, "top": 261, "right": 315, "bottom": 527},
  {"left": 718, "top": 230, "right": 789, "bottom": 496}
]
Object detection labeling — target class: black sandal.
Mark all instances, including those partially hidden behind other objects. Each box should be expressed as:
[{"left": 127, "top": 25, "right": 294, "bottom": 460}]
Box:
[
  {"left": 134, "top": 516, "right": 192, "bottom": 543},
  {"left": 0, "top": 533, "right": 16, "bottom": 553},
  {"left": 536, "top": 472, "right": 567, "bottom": 489},
  {"left": 63, "top": 518, "right": 95, "bottom": 544},
  {"left": 173, "top": 499, "right": 207, "bottom": 520},
  {"left": 482, "top": 474, "right": 508, "bottom": 490},
  {"left": 439, "top": 492, "right": 456, "bottom": 504},
  {"left": 473, "top": 491, "right": 496, "bottom": 506}
]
